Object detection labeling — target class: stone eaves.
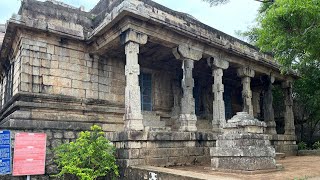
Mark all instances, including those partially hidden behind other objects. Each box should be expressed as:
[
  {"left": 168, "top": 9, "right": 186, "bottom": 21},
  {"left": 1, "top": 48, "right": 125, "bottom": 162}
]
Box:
[{"left": 0, "top": 0, "right": 296, "bottom": 78}]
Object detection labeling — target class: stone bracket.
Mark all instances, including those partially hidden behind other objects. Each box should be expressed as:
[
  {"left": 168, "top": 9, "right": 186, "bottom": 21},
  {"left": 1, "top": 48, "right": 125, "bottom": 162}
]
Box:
[
  {"left": 237, "top": 67, "right": 255, "bottom": 78},
  {"left": 207, "top": 56, "right": 229, "bottom": 70},
  {"left": 121, "top": 29, "right": 148, "bottom": 45},
  {"left": 172, "top": 45, "right": 202, "bottom": 61}
]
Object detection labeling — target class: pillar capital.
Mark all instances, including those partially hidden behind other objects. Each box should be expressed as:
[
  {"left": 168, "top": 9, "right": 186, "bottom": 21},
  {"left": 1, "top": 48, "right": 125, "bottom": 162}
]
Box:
[
  {"left": 172, "top": 45, "right": 202, "bottom": 61},
  {"left": 237, "top": 67, "right": 255, "bottom": 78},
  {"left": 207, "top": 57, "right": 229, "bottom": 70},
  {"left": 121, "top": 29, "right": 148, "bottom": 45},
  {"left": 281, "top": 80, "right": 293, "bottom": 89}
]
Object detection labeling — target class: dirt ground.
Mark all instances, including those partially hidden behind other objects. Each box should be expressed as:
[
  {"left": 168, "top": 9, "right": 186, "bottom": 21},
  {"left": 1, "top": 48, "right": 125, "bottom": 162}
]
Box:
[{"left": 172, "top": 156, "right": 320, "bottom": 180}]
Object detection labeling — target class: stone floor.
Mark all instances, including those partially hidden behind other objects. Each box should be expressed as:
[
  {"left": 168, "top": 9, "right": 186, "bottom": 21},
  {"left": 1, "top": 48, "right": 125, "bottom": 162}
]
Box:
[{"left": 169, "top": 156, "right": 320, "bottom": 180}]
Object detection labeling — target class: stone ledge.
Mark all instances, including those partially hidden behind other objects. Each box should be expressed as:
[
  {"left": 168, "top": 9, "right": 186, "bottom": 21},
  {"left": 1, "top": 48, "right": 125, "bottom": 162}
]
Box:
[
  {"left": 298, "top": 150, "right": 320, "bottom": 156},
  {"left": 106, "top": 131, "right": 218, "bottom": 141},
  {"left": 210, "top": 146, "right": 275, "bottom": 157},
  {"left": 269, "top": 134, "right": 297, "bottom": 141},
  {"left": 211, "top": 157, "right": 276, "bottom": 171}
]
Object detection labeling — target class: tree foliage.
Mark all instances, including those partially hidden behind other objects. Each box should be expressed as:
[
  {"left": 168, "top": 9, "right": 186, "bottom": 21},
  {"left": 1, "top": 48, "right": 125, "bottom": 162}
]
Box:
[
  {"left": 256, "top": 0, "right": 320, "bottom": 69},
  {"left": 53, "top": 125, "right": 119, "bottom": 180},
  {"left": 202, "top": 0, "right": 274, "bottom": 6}
]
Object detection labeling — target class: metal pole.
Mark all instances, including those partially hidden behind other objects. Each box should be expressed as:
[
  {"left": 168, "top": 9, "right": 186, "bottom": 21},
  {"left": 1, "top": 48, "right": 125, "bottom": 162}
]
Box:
[{"left": 27, "top": 175, "right": 30, "bottom": 180}]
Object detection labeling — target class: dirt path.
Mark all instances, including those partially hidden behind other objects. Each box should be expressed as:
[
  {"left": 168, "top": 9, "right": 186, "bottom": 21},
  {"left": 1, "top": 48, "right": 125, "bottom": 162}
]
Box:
[{"left": 172, "top": 156, "right": 320, "bottom": 180}]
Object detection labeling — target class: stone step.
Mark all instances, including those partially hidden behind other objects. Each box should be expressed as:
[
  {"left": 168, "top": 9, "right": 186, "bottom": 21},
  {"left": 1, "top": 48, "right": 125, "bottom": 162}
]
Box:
[{"left": 275, "top": 153, "right": 286, "bottom": 160}]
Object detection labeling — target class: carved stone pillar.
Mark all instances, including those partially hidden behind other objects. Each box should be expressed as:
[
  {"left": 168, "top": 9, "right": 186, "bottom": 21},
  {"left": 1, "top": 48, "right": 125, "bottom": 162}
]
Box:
[
  {"left": 263, "top": 76, "right": 277, "bottom": 134},
  {"left": 282, "top": 81, "right": 295, "bottom": 135},
  {"left": 237, "top": 67, "right": 255, "bottom": 116},
  {"left": 173, "top": 45, "right": 202, "bottom": 132},
  {"left": 208, "top": 57, "right": 229, "bottom": 131},
  {"left": 122, "top": 29, "right": 148, "bottom": 131}
]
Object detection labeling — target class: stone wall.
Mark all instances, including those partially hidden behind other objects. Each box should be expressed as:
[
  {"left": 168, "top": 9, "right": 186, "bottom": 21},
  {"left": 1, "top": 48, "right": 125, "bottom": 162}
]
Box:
[{"left": 107, "top": 131, "right": 216, "bottom": 171}]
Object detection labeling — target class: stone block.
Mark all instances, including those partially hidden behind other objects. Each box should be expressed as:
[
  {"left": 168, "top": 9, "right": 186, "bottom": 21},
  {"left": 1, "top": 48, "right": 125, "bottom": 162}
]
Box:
[
  {"left": 53, "top": 132, "right": 63, "bottom": 139},
  {"left": 124, "top": 142, "right": 142, "bottom": 149},
  {"left": 148, "top": 148, "right": 169, "bottom": 158},
  {"left": 64, "top": 131, "right": 75, "bottom": 139},
  {"left": 146, "top": 157, "right": 168, "bottom": 167},
  {"left": 210, "top": 146, "right": 275, "bottom": 157},
  {"left": 211, "top": 157, "right": 276, "bottom": 171}
]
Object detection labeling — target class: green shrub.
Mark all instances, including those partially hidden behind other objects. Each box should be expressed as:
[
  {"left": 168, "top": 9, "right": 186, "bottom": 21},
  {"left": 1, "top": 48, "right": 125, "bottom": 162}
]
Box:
[
  {"left": 298, "top": 141, "right": 308, "bottom": 150},
  {"left": 53, "top": 125, "right": 119, "bottom": 180},
  {"left": 312, "top": 141, "right": 320, "bottom": 150}
]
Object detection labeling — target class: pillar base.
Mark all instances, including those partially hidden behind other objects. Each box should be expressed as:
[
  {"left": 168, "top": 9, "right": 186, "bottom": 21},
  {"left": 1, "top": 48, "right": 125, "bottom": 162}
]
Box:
[
  {"left": 212, "top": 123, "right": 223, "bottom": 133},
  {"left": 265, "top": 121, "right": 277, "bottom": 135},
  {"left": 124, "top": 119, "right": 144, "bottom": 131},
  {"left": 284, "top": 128, "right": 295, "bottom": 135},
  {"left": 178, "top": 114, "right": 197, "bottom": 132}
]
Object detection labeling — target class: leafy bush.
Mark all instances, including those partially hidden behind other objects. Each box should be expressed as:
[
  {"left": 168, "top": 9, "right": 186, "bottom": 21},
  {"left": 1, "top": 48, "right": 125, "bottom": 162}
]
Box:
[
  {"left": 53, "top": 125, "right": 119, "bottom": 180},
  {"left": 312, "top": 141, "right": 320, "bottom": 150},
  {"left": 298, "top": 141, "right": 308, "bottom": 150}
]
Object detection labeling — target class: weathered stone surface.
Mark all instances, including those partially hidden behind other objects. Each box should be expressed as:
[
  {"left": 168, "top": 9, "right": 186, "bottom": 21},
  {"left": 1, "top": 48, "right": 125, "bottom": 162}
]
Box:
[
  {"left": 123, "top": 41, "right": 144, "bottom": 131},
  {"left": 211, "top": 112, "right": 276, "bottom": 171},
  {"left": 282, "top": 81, "right": 295, "bottom": 135},
  {"left": 210, "top": 57, "right": 229, "bottom": 132},
  {"left": 211, "top": 157, "right": 276, "bottom": 171}
]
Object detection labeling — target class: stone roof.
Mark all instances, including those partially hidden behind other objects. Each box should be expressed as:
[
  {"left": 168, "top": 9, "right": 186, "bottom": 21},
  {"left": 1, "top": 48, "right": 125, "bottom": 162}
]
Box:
[{"left": 0, "top": 0, "right": 297, "bottom": 78}]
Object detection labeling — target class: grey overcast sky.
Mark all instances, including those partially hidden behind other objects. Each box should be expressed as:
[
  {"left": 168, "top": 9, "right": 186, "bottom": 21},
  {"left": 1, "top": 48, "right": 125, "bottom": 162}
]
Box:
[{"left": 0, "top": 0, "right": 261, "bottom": 37}]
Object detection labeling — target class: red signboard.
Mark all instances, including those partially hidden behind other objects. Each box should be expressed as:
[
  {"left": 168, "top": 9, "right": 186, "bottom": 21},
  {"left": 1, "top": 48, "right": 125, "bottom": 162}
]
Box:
[{"left": 13, "top": 133, "right": 47, "bottom": 176}]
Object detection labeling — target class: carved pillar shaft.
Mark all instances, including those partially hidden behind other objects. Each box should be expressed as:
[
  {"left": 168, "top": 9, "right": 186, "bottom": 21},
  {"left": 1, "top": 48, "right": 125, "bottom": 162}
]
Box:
[
  {"left": 237, "top": 67, "right": 255, "bottom": 116},
  {"left": 263, "top": 76, "right": 277, "bottom": 134},
  {"left": 173, "top": 45, "right": 202, "bottom": 132},
  {"left": 210, "top": 57, "right": 229, "bottom": 131},
  {"left": 242, "top": 77, "right": 253, "bottom": 116},
  {"left": 124, "top": 42, "right": 144, "bottom": 131},
  {"left": 181, "top": 59, "right": 196, "bottom": 115},
  {"left": 282, "top": 81, "right": 295, "bottom": 135}
]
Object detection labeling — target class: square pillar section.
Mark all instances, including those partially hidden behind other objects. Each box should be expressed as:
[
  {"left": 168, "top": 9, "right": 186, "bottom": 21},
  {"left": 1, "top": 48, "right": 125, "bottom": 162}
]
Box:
[
  {"left": 173, "top": 45, "right": 202, "bottom": 132},
  {"left": 237, "top": 67, "right": 255, "bottom": 116},
  {"left": 263, "top": 75, "right": 277, "bottom": 134},
  {"left": 208, "top": 56, "right": 229, "bottom": 132},
  {"left": 282, "top": 80, "right": 295, "bottom": 135},
  {"left": 122, "top": 29, "right": 148, "bottom": 131}
]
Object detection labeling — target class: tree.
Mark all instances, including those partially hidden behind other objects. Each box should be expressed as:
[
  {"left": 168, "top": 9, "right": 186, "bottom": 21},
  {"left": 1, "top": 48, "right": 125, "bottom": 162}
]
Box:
[
  {"left": 203, "top": 0, "right": 273, "bottom": 6},
  {"left": 293, "top": 63, "right": 320, "bottom": 145},
  {"left": 53, "top": 125, "right": 119, "bottom": 180},
  {"left": 256, "top": 0, "right": 320, "bottom": 69}
]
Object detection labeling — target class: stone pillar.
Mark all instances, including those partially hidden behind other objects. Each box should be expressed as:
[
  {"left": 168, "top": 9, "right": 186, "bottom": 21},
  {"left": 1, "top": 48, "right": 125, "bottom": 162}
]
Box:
[
  {"left": 237, "top": 67, "right": 255, "bottom": 116},
  {"left": 263, "top": 75, "right": 277, "bottom": 134},
  {"left": 208, "top": 57, "right": 229, "bottom": 131},
  {"left": 121, "top": 29, "right": 148, "bottom": 131},
  {"left": 173, "top": 45, "right": 202, "bottom": 132},
  {"left": 282, "top": 81, "right": 295, "bottom": 135}
]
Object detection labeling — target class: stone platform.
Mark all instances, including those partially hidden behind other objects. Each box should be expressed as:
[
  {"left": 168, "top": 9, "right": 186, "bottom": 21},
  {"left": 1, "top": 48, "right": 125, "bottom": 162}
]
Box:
[{"left": 211, "top": 112, "right": 277, "bottom": 171}]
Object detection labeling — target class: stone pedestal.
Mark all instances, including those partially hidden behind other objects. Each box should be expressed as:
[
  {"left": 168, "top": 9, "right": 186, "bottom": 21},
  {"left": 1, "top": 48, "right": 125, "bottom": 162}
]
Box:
[{"left": 210, "top": 112, "right": 276, "bottom": 171}]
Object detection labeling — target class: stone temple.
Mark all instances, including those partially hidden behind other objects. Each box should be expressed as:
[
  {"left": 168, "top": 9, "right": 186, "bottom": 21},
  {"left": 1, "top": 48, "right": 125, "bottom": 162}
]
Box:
[{"left": 0, "top": 0, "right": 297, "bottom": 178}]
